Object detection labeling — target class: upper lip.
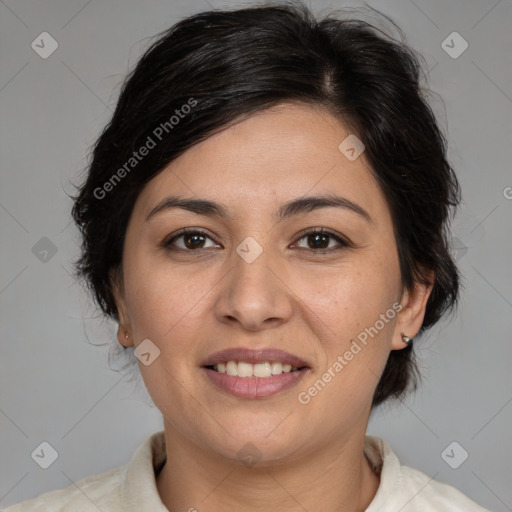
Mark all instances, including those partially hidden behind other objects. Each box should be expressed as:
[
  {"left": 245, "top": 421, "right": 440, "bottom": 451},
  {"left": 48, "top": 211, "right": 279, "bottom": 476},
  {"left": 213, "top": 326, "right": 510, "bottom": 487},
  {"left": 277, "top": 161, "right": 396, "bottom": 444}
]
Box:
[{"left": 200, "top": 348, "right": 310, "bottom": 368}]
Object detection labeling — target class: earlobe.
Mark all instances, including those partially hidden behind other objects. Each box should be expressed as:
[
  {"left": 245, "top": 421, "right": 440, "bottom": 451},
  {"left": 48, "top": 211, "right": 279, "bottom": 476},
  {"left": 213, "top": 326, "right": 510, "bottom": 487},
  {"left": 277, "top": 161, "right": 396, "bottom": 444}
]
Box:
[
  {"left": 110, "top": 266, "right": 134, "bottom": 347},
  {"left": 400, "top": 332, "right": 413, "bottom": 347},
  {"left": 117, "top": 326, "right": 133, "bottom": 347},
  {"left": 391, "top": 271, "right": 434, "bottom": 351}
]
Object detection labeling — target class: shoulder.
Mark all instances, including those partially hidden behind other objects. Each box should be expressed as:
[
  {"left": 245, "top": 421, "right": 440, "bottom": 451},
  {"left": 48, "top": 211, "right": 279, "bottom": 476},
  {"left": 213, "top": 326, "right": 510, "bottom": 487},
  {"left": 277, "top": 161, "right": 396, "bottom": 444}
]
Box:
[
  {"left": 2, "top": 431, "right": 167, "bottom": 512},
  {"left": 364, "top": 435, "right": 492, "bottom": 512},
  {"left": 1, "top": 466, "right": 125, "bottom": 512},
  {"left": 398, "top": 464, "right": 491, "bottom": 511}
]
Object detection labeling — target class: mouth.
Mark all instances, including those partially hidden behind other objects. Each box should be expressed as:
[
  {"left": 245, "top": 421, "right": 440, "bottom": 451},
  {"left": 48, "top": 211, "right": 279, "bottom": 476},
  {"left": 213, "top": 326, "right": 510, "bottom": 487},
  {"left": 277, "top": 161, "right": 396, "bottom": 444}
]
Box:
[
  {"left": 200, "top": 348, "right": 310, "bottom": 398},
  {"left": 205, "top": 361, "right": 304, "bottom": 378}
]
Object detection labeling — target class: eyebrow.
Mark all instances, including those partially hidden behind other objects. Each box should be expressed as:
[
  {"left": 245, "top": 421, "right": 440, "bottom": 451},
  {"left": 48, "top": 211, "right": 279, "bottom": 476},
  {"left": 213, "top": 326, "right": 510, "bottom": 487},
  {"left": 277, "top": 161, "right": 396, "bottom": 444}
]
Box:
[{"left": 145, "top": 194, "right": 373, "bottom": 224}]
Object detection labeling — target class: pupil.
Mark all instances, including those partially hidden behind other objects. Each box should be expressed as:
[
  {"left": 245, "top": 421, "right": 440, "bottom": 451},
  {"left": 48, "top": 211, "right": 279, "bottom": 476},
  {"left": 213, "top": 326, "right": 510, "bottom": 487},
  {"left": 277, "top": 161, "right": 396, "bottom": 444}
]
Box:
[
  {"left": 310, "top": 234, "right": 328, "bottom": 249},
  {"left": 185, "top": 233, "right": 204, "bottom": 249}
]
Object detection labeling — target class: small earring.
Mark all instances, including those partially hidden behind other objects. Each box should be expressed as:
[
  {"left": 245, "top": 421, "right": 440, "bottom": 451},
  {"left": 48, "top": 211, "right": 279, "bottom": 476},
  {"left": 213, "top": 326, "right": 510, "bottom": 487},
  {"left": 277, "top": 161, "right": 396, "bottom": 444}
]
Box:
[
  {"left": 401, "top": 333, "right": 413, "bottom": 346},
  {"left": 118, "top": 329, "right": 129, "bottom": 345}
]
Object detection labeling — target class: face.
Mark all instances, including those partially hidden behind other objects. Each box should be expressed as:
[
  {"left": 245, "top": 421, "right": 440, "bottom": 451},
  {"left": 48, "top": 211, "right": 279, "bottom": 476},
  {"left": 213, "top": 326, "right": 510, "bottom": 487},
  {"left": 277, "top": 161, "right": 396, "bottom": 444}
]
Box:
[{"left": 114, "top": 103, "right": 430, "bottom": 464}]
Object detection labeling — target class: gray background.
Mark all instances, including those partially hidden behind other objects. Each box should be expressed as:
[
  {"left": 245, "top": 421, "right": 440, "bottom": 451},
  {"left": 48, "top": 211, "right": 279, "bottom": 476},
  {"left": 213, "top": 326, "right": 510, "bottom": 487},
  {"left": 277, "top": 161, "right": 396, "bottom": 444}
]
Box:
[{"left": 1, "top": 0, "right": 511, "bottom": 510}]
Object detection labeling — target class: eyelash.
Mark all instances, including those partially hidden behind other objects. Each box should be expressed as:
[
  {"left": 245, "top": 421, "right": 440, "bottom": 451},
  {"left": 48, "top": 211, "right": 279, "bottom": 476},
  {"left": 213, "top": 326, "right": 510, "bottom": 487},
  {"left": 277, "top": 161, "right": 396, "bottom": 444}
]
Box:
[{"left": 161, "top": 227, "right": 351, "bottom": 254}]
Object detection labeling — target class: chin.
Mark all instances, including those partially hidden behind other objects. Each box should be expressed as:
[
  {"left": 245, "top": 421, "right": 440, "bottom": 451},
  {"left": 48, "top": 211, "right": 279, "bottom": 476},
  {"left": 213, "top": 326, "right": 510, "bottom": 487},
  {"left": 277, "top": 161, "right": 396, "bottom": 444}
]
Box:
[{"left": 201, "top": 419, "right": 309, "bottom": 465}]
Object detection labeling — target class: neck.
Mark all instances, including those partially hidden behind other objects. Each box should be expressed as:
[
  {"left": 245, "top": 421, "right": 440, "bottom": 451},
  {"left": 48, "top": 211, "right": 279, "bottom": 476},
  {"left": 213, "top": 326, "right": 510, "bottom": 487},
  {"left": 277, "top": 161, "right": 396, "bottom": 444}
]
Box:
[{"left": 156, "top": 424, "right": 380, "bottom": 512}]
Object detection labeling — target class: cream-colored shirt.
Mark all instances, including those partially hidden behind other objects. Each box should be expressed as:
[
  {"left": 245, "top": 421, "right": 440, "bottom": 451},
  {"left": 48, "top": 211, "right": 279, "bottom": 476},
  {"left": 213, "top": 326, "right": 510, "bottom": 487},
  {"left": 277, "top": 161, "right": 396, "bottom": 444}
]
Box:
[{"left": 2, "top": 431, "right": 491, "bottom": 511}]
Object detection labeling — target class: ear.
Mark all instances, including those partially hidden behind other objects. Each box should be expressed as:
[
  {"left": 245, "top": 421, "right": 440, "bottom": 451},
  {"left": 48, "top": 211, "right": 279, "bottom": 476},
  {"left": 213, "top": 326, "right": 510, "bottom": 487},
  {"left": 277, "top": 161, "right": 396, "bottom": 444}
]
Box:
[
  {"left": 391, "top": 270, "right": 435, "bottom": 351},
  {"left": 110, "top": 266, "right": 134, "bottom": 348}
]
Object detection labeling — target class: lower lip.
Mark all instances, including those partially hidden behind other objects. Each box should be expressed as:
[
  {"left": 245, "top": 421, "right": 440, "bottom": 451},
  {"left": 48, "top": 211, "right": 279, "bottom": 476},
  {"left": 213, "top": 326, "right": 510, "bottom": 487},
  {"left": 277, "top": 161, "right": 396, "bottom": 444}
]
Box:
[{"left": 202, "top": 367, "right": 307, "bottom": 399}]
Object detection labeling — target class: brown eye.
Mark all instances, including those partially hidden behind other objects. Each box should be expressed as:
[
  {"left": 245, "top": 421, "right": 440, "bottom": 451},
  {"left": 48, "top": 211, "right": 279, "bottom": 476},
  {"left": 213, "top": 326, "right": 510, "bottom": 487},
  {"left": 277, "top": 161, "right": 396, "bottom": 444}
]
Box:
[
  {"left": 163, "top": 229, "right": 220, "bottom": 251},
  {"left": 306, "top": 232, "right": 330, "bottom": 249},
  {"left": 294, "top": 229, "right": 349, "bottom": 253}
]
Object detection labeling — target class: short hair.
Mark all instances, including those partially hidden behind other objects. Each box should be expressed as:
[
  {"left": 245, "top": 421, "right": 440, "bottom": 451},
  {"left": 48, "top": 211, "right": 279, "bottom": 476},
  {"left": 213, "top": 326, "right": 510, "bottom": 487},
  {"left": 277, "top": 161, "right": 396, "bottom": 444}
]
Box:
[{"left": 71, "top": 1, "right": 461, "bottom": 408}]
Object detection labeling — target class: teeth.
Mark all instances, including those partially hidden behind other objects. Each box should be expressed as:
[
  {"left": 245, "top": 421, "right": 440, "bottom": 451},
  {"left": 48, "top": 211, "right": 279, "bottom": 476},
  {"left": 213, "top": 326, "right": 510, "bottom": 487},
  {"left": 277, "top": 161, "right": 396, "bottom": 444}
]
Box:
[
  {"left": 271, "top": 362, "right": 283, "bottom": 375},
  {"left": 254, "top": 362, "right": 272, "bottom": 378},
  {"left": 213, "top": 361, "right": 300, "bottom": 378},
  {"left": 226, "top": 361, "right": 238, "bottom": 376},
  {"left": 238, "top": 362, "right": 253, "bottom": 378}
]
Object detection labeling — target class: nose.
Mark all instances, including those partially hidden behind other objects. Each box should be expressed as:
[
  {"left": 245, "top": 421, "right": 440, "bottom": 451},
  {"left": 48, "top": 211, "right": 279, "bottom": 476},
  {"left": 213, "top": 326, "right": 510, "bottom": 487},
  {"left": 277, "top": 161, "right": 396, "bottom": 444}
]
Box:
[{"left": 213, "top": 242, "right": 294, "bottom": 332}]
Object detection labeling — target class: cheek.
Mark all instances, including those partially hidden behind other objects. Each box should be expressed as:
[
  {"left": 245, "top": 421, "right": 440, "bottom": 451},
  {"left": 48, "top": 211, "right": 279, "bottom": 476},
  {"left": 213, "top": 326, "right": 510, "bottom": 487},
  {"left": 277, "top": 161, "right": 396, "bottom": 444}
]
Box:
[
  {"left": 292, "top": 252, "right": 400, "bottom": 404},
  {"left": 122, "top": 251, "right": 214, "bottom": 340},
  {"left": 295, "top": 256, "right": 400, "bottom": 342},
  {"left": 300, "top": 285, "right": 398, "bottom": 422},
  {"left": 121, "top": 256, "right": 205, "bottom": 414}
]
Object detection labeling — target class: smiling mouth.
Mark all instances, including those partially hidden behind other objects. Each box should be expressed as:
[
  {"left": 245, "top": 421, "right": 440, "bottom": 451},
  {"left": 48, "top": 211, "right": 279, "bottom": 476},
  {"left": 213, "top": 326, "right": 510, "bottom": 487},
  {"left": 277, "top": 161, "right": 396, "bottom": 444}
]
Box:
[{"left": 204, "top": 361, "right": 306, "bottom": 378}]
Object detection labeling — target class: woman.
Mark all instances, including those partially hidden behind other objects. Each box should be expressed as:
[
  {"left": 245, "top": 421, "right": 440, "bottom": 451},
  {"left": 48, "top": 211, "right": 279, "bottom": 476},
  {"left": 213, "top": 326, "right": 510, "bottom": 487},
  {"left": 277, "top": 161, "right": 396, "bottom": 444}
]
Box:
[{"left": 5, "top": 2, "right": 492, "bottom": 511}]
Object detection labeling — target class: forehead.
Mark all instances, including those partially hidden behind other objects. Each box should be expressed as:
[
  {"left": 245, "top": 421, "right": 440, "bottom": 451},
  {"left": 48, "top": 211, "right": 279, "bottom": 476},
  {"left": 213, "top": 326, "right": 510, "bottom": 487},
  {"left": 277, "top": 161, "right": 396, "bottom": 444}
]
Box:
[{"left": 134, "top": 103, "right": 391, "bottom": 225}]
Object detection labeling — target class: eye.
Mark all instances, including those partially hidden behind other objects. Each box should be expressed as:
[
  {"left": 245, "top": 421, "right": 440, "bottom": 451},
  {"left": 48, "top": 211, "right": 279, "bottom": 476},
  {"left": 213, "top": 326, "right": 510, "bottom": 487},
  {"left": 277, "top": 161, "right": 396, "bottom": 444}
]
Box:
[
  {"left": 162, "top": 228, "right": 221, "bottom": 251},
  {"left": 292, "top": 228, "right": 350, "bottom": 253},
  {"left": 161, "top": 227, "right": 350, "bottom": 254}
]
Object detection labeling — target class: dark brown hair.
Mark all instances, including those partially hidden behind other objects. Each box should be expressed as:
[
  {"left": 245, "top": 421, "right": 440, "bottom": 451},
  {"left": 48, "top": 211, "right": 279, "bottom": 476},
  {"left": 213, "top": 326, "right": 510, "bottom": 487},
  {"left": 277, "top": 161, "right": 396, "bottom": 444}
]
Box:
[{"left": 71, "top": 1, "right": 461, "bottom": 407}]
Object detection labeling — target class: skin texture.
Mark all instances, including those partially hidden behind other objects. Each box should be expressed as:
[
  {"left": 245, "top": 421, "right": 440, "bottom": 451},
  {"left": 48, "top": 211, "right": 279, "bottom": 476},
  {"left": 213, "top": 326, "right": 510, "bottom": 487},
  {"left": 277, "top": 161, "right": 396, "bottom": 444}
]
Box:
[{"left": 113, "top": 103, "right": 433, "bottom": 511}]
